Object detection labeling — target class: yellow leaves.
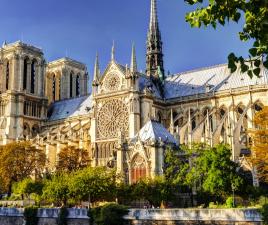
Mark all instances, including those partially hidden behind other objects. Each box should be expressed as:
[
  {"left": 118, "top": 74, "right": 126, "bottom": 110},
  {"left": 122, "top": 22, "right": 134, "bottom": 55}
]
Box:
[
  {"left": 0, "top": 141, "right": 46, "bottom": 191},
  {"left": 249, "top": 106, "right": 268, "bottom": 182}
]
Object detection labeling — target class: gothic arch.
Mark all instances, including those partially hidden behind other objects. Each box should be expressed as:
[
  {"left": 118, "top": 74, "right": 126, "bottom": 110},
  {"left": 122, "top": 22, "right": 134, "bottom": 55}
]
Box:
[
  {"left": 52, "top": 73, "right": 56, "bottom": 102},
  {"left": 70, "top": 71, "right": 74, "bottom": 98},
  {"left": 157, "top": 111, "right": 163, "bottom": 123},
  {"left": 32, "top": 124, "right": 39, "bottom": 138},
  {"left": 5, "top": 59, "right": 10, "bottom": 90},
  {"left": 130, "top": 153, "right": 147, "bottom": 184},
  {"left": 253, "top": 101, "right": 264, "bottom": 113},
  {"left": 23, "top": 57, "right": 29, "bottom": 90},
  {"left": 23, "top": 123, "right": 30, "bottom": 138},
  {"left": 30, "top": 59, "right": 37, "bottom": 94},
  {"left": 76, "top": 74, "right": 80, "bottom": 96}
]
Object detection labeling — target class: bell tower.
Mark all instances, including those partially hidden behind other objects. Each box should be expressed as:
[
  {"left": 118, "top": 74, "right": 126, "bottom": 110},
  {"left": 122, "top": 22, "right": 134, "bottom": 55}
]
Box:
[{"left": 146, "top": 0, "right": 164, "bottom": 79}]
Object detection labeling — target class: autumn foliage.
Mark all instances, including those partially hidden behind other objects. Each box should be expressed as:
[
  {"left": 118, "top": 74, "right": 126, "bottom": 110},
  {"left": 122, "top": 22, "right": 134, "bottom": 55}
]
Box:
[
  {"left": 0, "top": 141, "right": 46, "bottom": 192},
  {"left": 56, "top": 146, "right": 90, "bottom": 172},
  {"left": 250, "top": 106, "right": 268, "bottom": 183}
]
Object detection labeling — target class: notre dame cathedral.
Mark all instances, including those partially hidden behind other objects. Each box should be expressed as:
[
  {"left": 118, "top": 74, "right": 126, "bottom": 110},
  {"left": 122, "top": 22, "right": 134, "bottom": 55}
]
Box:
[{"left": 0, "top": 0, "right": 267, "bottom": 184}]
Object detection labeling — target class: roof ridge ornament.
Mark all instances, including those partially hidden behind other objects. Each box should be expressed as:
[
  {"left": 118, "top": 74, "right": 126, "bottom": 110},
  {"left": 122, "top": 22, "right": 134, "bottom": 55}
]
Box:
[
  {"left": 146, "top": 0, "right": 165, "bottom": 80},
  {"left": 130, "top": 43, "right": 137, "bottom": 73},
  {"left": 93, "top": 53, "right": 100, "bottom": 86},
  {"left": 111, "top": 40, "right": 115, "bottom": 62}
]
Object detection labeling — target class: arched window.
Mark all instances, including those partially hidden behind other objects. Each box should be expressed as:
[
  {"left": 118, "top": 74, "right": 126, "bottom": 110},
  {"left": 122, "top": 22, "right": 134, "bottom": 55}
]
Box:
[
  {"left": 23, "top": 58, "right": 28, "bottom": 90},
  {"left": 58, "top": 77, "right": 61, "bottom": 100},
  {"left": 6, "top": 61, "right": 9, "bottom": 90},
  {"left": 131, "top": 154, "right": 147, "bottom": 184},
  {"left": 52, "top": 74, "right": 56, "bottom": 101},
  {"left": 30, "top": 60, "right": 36, "bottom": 94},
  {"left": 76, "top": 75, "right": 80, "bottom": 96},
  {"left": 70, "top": 72, "right": 73, "bottom": 98}
]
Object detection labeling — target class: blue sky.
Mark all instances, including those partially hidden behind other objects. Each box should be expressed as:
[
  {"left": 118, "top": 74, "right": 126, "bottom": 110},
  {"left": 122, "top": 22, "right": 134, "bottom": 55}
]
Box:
[{"left": 0, "top": 0, "right": 251, "bottom": 77}]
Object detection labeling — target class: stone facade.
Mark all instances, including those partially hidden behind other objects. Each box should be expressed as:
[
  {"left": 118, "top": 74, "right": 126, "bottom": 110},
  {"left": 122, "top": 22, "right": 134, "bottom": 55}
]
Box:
[{"left": 1, "top": 0, "right": 268, "bottom": 184}]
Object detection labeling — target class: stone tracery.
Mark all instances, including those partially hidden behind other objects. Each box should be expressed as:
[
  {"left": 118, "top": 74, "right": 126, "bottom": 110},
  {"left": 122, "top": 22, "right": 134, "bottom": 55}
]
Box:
[{"left": 97, "top": 99, "right": 129, "bottom": 139}]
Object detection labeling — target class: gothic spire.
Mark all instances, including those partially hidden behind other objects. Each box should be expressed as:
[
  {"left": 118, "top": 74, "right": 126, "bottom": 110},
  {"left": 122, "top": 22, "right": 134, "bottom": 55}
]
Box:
[
  {"left": 130, "top": 43, "right": 137, "bottom": 73},
  {"left": 149, "top": 0, "right": 159, "bottom": 32},
  {"left": 93, "top": 53, "right": 100, "bottom": 84},
  {"left": 111, "top": 41, "right": 115, "bottom": 61},
  {"left": 146, "top": 0, "right": 164, "bottom": 79}
]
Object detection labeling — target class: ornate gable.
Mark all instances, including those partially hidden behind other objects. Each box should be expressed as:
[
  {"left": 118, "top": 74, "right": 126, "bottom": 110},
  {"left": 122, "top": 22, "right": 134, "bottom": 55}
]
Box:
[{"left": 99, "top": 62, "right": 127, "bottom": 94}]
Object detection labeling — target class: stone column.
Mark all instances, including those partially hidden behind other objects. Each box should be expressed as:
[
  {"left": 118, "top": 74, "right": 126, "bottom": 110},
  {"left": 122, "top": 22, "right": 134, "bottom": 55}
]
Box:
[
  {"left": 11, "top": 54, "right": 19, "bottom": 90},
  {"left": 18, "top": 56, "right": 24, "bottom": 91},
  {"left": 150, "top": 145, "right": 157, "bottom": 178}
]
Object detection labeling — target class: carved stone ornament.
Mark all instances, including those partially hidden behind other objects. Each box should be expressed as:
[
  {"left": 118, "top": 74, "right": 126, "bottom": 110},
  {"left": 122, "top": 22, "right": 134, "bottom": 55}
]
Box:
[
  {"left": 97, "top": 99, "right": 129, "bottom": 139},
  {"left": 103, "top": 73, "right": 120, "bottom": 91}
]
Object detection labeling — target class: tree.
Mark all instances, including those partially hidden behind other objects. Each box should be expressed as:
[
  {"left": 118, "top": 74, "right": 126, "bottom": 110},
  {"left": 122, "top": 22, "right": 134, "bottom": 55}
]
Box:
[
  {"left": 164, "top": 147, "right": 190, "bottom": 185},
  {"left": 0, "top": 141, "right": 46, "bottom": 193},
  {"left": 185, "top": 0, "right": 268, "bottom": 77},
  {"left": 12, "top": 178, "right": 44, "bottom": 200},
  {"left": 68, "top": 167, "right": 116, "bottom": 203},
  {"left": 183, "top": 144, "right": 243, "bottom": 201},
  {"left": 56, "top": 146, "right": 90, "bottom": 172},
  {"left": 249, "top": 106, "right": 268, "bottom": 183},
  {"left": 42, "top": 173, "right": 70, "bottom": 206}
]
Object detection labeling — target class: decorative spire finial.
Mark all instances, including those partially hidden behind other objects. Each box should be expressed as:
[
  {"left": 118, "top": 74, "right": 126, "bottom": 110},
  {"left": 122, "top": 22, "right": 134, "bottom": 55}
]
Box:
[
  {"left": 2, "top": 40, "right": 7, "bottom": 48},
  {"left": 150, "top": 0, "right": 159, "bottom": 32},
  {"left": 111, "top": 41, "right": 115, "bottom": 61},
  {"left": 130, "top": 43, "right": 137, "bottom": 73},
  {"left": 146, "top": 0, "right": 164, "bottom": 78},
  {"left": 93, "top": 53, "right": 100, "bottom": 84}
]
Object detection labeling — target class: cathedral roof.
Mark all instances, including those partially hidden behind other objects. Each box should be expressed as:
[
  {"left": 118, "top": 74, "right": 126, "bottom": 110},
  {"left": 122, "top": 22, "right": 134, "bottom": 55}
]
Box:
[
  {"left": 138, "top": 75, "right": 162, "bottom": 98},
  {"left": 47, "top": 95, "right": 92, "bottom": 121},
  {"left": 164, "top": 64, "right": 268, "bottom": 99},
  {"left": 133, "top": 120, "right": 177, "bottom": 145}
]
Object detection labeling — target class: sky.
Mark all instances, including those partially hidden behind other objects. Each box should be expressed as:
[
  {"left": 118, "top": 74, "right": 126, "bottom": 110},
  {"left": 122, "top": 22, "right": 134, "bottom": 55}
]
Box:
[{"left": 0, "top": 0, "right": 251, "bottom": 78}]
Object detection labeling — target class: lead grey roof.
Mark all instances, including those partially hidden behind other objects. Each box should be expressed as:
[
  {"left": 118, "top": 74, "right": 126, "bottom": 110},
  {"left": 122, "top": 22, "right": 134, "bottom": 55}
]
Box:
[
  {"left": 133, "top": 120, "right": 177, "bottom": 145},
  {"left": 138, "top": 75, "right": 162, "bottom": 98},
  {"left": 164, "top": 64, "right": 268, "bottom": 99},
  {"left": 48, "top": 95, "right": 92, "bottom": 121}
]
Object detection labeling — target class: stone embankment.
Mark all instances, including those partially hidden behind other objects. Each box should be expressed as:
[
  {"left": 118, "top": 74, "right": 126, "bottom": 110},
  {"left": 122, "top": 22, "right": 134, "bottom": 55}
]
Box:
[{"left": 0, "top": 207, "right": 263, "bottom": 225}]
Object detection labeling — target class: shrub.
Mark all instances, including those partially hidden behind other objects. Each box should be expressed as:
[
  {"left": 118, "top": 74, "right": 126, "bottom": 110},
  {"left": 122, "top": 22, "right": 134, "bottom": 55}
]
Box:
[
  {"left": 226, "top": 197, "right": 234, "bottom": 208},
  {"left": 90, "top": 203, "right": 128, "bottom": 225},
  {"left": 24, "top": 206, "right": 39, "bottom": 225}
]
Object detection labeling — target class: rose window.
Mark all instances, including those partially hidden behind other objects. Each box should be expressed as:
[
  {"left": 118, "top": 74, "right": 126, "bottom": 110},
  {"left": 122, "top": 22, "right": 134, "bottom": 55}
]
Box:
[{"left": 97, "top": 99, "right": 129, "bottom": 139}]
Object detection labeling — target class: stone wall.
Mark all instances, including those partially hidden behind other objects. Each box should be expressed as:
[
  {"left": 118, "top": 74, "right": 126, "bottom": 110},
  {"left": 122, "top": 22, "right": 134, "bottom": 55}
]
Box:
[
  {"left": 0, "top": 207, "right": 89, "bottom": 225},
  {"left": 0, "top": 207, "right": 263, "bottom": 225},
  {"left": 125, "top": 209, "right": 263, "bottom": 225}
]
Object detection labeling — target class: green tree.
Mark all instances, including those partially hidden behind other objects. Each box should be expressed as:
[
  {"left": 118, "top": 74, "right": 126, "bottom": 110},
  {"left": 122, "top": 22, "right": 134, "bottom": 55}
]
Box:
[
  {"left": 0, "top": 141, "right": 46, "bottom": 193},
  {"left": 68, "top": 167, "right": 116, "bottom": 203},
  {"left": 12, "top": 178, "right": 44, "bottom": 200},
  {"left": 185, "top": 0, "right": 268, "bottom": 77},
  {"left": 56, "top": 146, "right": 90, "bottom": 172},
  {"left": 164, "top": 147, "right": 189, "bottom": 185},
  {"left": 42, "top": 173, "right": 70, "bottom": 206},
  {"left": 185, "top": 144, "right": 243, "bottom": 200}
]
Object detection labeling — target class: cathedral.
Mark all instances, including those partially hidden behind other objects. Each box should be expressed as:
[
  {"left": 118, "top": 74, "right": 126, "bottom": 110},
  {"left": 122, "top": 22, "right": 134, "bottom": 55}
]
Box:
[{"left": 0, "top": 0, "right": 267, "bottom": 184}]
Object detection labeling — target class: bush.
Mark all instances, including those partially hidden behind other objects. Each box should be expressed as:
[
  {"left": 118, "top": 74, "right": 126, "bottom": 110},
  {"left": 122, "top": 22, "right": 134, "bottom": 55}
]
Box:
[
  {"left": 24, "top": 206, "right": 39, "bottom": 225},
  {"left": 90, "top": 203, "right": 128, "bottom": 225},
  {"left": 226, "top": 197, "right": 234, "bottom": 208}
]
